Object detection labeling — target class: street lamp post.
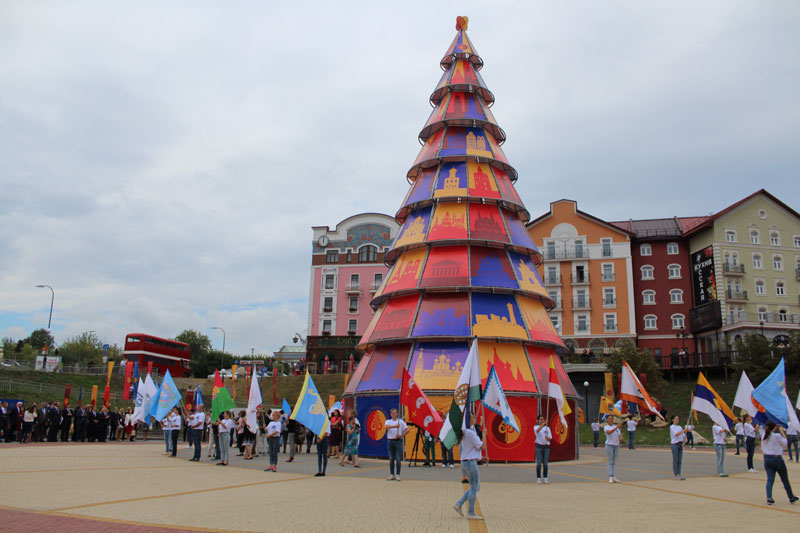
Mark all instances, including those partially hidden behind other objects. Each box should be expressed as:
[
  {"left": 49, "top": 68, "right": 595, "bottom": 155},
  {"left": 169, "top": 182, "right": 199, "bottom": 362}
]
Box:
[
  {"left": 210, "top": 327, "right": 226, "bottom": 369},
  {"left": 35, "top": 284, "right": 54, "bottom": 330},
  {"left": 583, "top": 381, "right": 590, "bottom": 424}
]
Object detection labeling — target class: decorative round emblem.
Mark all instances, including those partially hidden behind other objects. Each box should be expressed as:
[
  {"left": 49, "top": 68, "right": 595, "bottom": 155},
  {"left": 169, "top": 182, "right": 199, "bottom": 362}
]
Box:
[
  {"left": 551, "top": 416, "right": 569, "bottom": 445},
  {"left": 454, "top": 384, "right": 469, "bottom": 406},
  {"left": 366, "top": 408, "right": 387, "bottom": 441}
]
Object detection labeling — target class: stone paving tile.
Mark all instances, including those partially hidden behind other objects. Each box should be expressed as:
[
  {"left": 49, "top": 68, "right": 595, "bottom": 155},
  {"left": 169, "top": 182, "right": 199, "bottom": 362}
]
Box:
[{"left": 0, "top": 506, "right": 215, "bottom": 532}]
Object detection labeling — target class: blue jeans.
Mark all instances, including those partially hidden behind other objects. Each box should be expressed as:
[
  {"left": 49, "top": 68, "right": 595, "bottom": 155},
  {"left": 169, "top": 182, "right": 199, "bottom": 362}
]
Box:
[
  {"left": 628, "top": 431, "right": 635, "bottom": 449},
  {"left": 456, "top": 459, "right": 480, "bottom": 514},
  {"left": 715, "top": 444, "right": 726, "bottom": 475},
  {"left": 535, "top": 444, "right": 550, "bottom": 478},
  {"left": 213, "top": 432, "right": 220, "bottom": 460},
  {"left": 671, "top": 443, "right": 683, "bottom": 476},
  {"left": 220, "top": 432, "right": 231, "bottom": 463},
  {"left": 164, "top": 429, "right": 172, "bottom": 452},
  {"left": 764, "top": 455, "right": 795, "bottom": 501},
  {"left": 593, "top": 431, "right": 599, "bottom": 448},
  {"left": 787, "top": 435, "right": 799, "bottom": 462},
  {"left": 388, "top": 439, "right": 403, "bottom": 475},
  {"left": 191, "top": 428, "right": 202, "bottom": 460},
  {"left": 735, "top": 435, "right": 744, "bottom": 454},
  {"left": 605, "top": 445, "right": 618, "bottom": 477},
  {"left": 745, "top": 437, "right": 755, "bottom": 470},
  {"left": 268, "top": 436, "right": 280, "bottom": 466},
  {"left": 316, "top": 437, "right": 329, "bottom": 473},
  {"left": 440, "top": 442, "right": 453, "bottom": 466}
]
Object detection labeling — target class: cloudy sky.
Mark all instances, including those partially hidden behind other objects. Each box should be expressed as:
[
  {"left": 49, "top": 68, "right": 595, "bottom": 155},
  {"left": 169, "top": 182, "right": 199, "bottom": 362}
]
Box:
[{"left": 1, "top": 1, "right": 798, "bottom": 357}]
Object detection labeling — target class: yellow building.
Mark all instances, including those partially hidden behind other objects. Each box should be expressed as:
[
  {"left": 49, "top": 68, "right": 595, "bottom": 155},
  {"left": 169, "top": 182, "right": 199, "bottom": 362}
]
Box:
[{"left": 526, "top": 200, "right": 636, "bottom": 355}]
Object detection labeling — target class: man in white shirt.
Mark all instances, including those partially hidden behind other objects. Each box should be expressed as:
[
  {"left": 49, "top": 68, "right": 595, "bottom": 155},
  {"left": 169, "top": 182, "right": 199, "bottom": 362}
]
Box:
[
  {"left": 169, "top": 409, "right": 181, "bottom": 457},
  {"left": 786, "top": 424, "right": 799, "bottom": 463},
  {"left": 591, "top": 419, "right": 600, "bottom": 448},
  {"left": 627, "top": 418, "right": 638, "bottom": 450},
  {"left": 189, "top": 408, "right": 205, "bottom": 461},
  {"left": 669, "top": 416, "right": 691, "bottom": 480},
  {"left": 452, "top": 425, "right": 484, "bottom": 521},
  {"left": 384, "top": 408, "right": 409, "bottom": 481},
  {"left": 733, "top": 417, "right": 745, "bottom": 455},
  {"left": 712, "top": 423, "right": 729, "bottom": 477},
  {"left": 533, "top": 415, "right": 552, "bottom": 484}
]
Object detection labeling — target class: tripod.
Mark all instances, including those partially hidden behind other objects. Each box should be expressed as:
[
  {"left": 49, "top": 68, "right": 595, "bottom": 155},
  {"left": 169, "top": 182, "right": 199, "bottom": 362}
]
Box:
[{"left": 407, "top": 426, "right": 423, "bottom": 467}]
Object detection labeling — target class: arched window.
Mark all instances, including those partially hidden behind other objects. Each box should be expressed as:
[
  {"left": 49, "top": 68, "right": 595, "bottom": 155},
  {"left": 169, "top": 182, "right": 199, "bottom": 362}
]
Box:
[
  {"left": 755, "top": 279, "right": 765, "bottom": 295},
  {"left": 644, "top": 315, "right": 657, "bottom": 329},
  {"left": 588, "top": 338, "right": 607, "bottom": 356},
  {"left": 750, "top": 229, "right": 760, "bottom": 244},
  {"left": 641, "top": 265, "right": 654, "bottom": 280},
  {"left": 642, "top": 290, "right": 656, "bottom": 304},
  {"left": 671, "top": 314, "right": 685, "bottom": 329},
  {"left": 667, "top": 264, "right": 681, "bottom": 278},
  {"left": 773, "top": 254, "right": 783, "bottom": 270},
  {"left": 776, "top": 281, "right": 785, "bottom": 296},
  {"left": 669, "top": 289, "right": 683, "bottom": 304},
  {"left": 758, "top": 307, "right": 768, "bottom": 322},
  {"left": 358, "top": 245, "right": 378, "bottom": 263},
  {"left": 779, "top": 309, "right": 788, "bottom": 322},
  {"left": 753, "top": 254, "right": 762, "bottom": 269},
  {"left": 771, "top": 232, "right": 780, "bottom": 246}
]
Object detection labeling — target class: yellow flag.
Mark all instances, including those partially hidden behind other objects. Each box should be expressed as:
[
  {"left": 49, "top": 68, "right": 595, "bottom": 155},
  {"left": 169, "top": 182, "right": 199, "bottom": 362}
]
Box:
[
  {"left": 106, "top": 361, "right": 115, "bottom": 387},
  {"left": 328, "top": 395, "right": 336, "bottom": 410},
  {"left": 231, "top": 365, "right": 238, "bottom": 400},
  {"left": 599, "top": 396, "right": 621, "bottom": 416},
  {"left": 90, "top": 385, "right": 98, "bottom": 407},
  {"left": 604, "top": 372, "right": 614, "bottom": 402}
]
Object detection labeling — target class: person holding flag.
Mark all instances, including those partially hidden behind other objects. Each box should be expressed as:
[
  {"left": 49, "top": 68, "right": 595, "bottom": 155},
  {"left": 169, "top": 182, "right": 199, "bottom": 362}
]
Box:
[
  {"left": 188, "top": 389, "right": 205, "bottom": 461},
  {"left": 289, "top": 371, "right": 331, "bottom": 476},
  {"left": 604, "top": 414, "right": 622, "bottom": 483},
  {"left": 451, "top": 422, "right": 484, "bottom": 521},
  {"left": 265, "top": 410, "right": 282, "bottom": 472},
  {"left": 533, "top": 415, "right": 552, "bottom": 484},
  {"left": 669, "top": 415, "right": 692, "bottom": 480},
  {"left": 691, "top": 371, "right": 735, "bottom": 477},
  {"left": 385, "top": 408, "right": 409, "bottom": 481},
  {"left": 761, "top": 421, "right": 798, "bottom": 505}
]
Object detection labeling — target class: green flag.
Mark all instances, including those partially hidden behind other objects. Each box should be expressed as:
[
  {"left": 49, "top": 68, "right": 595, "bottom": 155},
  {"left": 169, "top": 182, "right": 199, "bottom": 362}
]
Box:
[{"left": 211, "top": 369, "right": 236, "bottom": 421}]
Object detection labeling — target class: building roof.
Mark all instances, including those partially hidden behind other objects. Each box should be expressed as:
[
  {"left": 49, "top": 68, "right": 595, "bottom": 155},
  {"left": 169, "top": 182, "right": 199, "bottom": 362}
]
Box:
[
  {"left": 527, "top": 199, "right": 635, "bottom": 237},
  {"left": 273, "top": 345, "right": 306, "bottom": 359},
  {"left": 682, "top": 189, "right": 800, "bottom": 238},
  {"left": 609, "top": 216, "right": 711, "bottom": 240}
]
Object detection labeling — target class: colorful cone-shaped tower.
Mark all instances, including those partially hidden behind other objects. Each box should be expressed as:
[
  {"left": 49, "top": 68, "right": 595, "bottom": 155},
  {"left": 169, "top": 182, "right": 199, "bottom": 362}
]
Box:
[{"left": 345, "top": 17, "right": 578, "bottom": 462}]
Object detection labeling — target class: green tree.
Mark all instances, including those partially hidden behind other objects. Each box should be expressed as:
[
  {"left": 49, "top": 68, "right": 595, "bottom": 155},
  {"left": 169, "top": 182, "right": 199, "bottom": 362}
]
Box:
[
  {"left": 2, "top": 336, "right": 15, "bottom": 356},
  {"left": 58, "top": 331, "right": 104, "bottom": 365},
  {"left": 25, "top": 328, "right": 55, "bottom": 351},
  {"left": 175, "top": 330, "right": 214, "bottom": 378},
  {"left": 604, "top": 340, "right": 667, "bottom": 397},
  {"left": 731, "top": 334, "right": 775, "bottom": 384}
]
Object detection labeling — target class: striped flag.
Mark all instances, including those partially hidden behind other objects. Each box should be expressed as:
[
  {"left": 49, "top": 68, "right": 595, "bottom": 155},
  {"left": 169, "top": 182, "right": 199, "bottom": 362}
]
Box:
[
  {"left": 547, "top": 355, "right": 571, "bottom": 428},
  {"left": 691, "top": 372, "right": 735, "bottom": 430},
  {"left": 620, "top": 361, "right": 664, "bottom": 420}
]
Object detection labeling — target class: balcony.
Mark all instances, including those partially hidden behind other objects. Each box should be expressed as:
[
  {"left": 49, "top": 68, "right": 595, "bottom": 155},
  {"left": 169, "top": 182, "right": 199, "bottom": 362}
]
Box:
[
  {"left": 726, "top": 289, "right": 748, "bottom": 302},
  {"left": 723, "top": 263, "right": 745, "bottom": 275},
  {"left": 601, "top": 273, "right": 615, "bottom": 282},
  {"left": 602, "top": 297, "right": 617, "bottom": 308},
  {"left": 573, "top": 297, "right": 591, "bottom": 310},
  {"left": 542, "top": 249, "right": 590, "bottom": 261},
  {"left": 571, "top": 272, "right": 589, "bottom": 285},
  {"left": 370, "top": 281, "right": 382, "bottom": 292},
  {"left": 604, "top": 324, "right": 618, "bottom": 333},
  {"left": 348, "top": 307, "right": 358, "bottom": 314},
  {"left": 575, "top": 324, "right": 589, "bottom": 333},
  {"left": 544, "top": 273, "right": 561, "bottom": 286},
  {"left": 322, "top": 307, "right": 333, "bottom": 313},
  {"left": 345, "top": 283, "right": 361, "bottom": 295}
]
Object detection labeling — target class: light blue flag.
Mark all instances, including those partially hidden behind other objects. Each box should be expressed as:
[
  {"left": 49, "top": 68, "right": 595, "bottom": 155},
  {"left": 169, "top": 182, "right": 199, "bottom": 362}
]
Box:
[
  {"left": 153, "top": 370, "right": 181, "bottom": 421},
  {"left": 282, "top": 398, "right": 291, "bottom": 414},
  {"left": 147, "top": 378, "right": 162, "bottom": 424},
  {"left": 289, "top": 372, "right": 330, "bottom": 438},
  {"left": 482, "top": 365, "right": 520, "bottom": 433},
  {"left": 752, "top": 358, "right": 789, "bottom": 428},
  {"left": 195, "top": 387, "right": 204, "bottom": 409}
]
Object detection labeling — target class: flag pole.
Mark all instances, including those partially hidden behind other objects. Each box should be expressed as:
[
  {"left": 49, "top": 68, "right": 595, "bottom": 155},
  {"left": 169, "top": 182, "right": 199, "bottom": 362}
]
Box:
[{"left": 480, "top": 400, "right": 489, "bottom": 465}]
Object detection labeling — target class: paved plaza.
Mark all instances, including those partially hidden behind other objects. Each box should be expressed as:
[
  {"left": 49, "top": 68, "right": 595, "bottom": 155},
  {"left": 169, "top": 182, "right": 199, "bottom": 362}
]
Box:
[{"left": 0, "top": 441, "right": 798, "bottom": 532}]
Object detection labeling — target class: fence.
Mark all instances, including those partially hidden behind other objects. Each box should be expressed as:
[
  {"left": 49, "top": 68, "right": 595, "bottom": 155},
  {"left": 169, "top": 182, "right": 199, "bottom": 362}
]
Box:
[{"left": 0, "top": 378, "right": 133, "bottom": 404}]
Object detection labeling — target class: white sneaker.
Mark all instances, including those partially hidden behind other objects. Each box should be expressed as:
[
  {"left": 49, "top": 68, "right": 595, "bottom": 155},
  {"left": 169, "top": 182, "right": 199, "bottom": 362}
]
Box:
[
  {"left": 467, "top": 514, "right": 483, "bottom": 520},
  {"left": 449, "top": 464, "right": 454, "bottom": 468},
  {"left": 543, "top": 478, "right": 549, "bottom": 484},
  {"left": 452, "top": 504, "right": 463, "bottom": 517},
  {"left": 395, "top": 476, "right": 401, "bottom": 481},
  {"left": 609, "top": 477, "right": 614, "bottom": 483},
  {"left": 387, "top": 475, "right": 395, "bottom": 480},
  {"left": 441, "top": 463, "right": 447, "bottom": 468},
  {"left": 613, "top": 476, "right": 620, "bottom": 483},
  {"left": 536, "top": 478, "right": 542, "bottom": 484},
  {"left": 748, "top": 468, "right": 757, "bottom": 473}
]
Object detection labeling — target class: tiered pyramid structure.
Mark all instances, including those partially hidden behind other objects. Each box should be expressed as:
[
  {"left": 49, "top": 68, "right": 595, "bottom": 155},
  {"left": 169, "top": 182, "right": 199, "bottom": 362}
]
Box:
[{"left": 344, "top": 17, "right": 577, "bottom": 462}]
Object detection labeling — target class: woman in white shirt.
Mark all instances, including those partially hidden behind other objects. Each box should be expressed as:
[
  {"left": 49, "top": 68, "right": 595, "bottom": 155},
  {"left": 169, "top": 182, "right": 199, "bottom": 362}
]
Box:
[
  {"left": 591, "top": 419, "right": 600, "bottom": 448},
  {"left": 711, "top": 423, "right": 728, "bottom": 477},
  {"left": 669, "top": 415, "right": 691, "bottom": 480},
  {"left": 217, "top": 411, "right": 234, "bottom": 466},
  {"left": 452, "top": 425, "right": 484, "bottom": 520},
  {"left": 787, "top": 424, "right": 799, "bottom": 463},
  {"left": 265, "top": 410, "right": 283, "bottom": 472},
  {"left": 604, "top": 415, "right": 622, "bottom": 483},
  {"left": 733, "top": 417, "right": 745, "bottom": 455},
  {"left": 761, "top": 421, "right": 798, "bottom": 505},
  {"left": 743, "top": 414, "right": 758, "bottom": 473},
  {"left": 533, "top": 415, "right": 552, "bottom": 484}
]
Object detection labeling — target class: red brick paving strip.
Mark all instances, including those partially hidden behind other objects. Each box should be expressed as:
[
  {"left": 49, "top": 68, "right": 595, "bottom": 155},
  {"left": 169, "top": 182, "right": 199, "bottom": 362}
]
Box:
[{"left": 0, "top": 507, "right": 219, "bottom": 533}]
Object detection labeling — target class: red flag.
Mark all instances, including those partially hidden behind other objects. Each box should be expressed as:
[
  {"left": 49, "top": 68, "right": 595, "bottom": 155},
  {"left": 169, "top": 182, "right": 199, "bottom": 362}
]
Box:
[
  {"left": 400, "top": 368, "right": 443, "bottom": 436},
  {"left": 64, "top": 384, "right": 71, "bottom": 407},
  {"left": 146, "top": 361, "right": 153, "bottom": 376},
  {"left": 103, "top": 386, "right": 110, "bottom": 408},
  {"left": 123, "top": 360, "right": 134, "bottom": 400},
  {"left": 212, "top": 369, "right": 224, "bottom": 400}
]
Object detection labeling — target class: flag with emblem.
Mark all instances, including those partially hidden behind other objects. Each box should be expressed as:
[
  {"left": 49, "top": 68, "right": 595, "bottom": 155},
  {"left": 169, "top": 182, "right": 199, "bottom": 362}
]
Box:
[
  {"left": 599, "top": 396, "right": 621, "bottom": 416},
  {"left": 752, "top": 358, "right": 789, "bottom": 427},
  {"left": 691, "top": 372, "right": 735, "bottom": 431},
  {"left": 620, "top": 361, "right": 664, "bottom": 420},
  {"left": 400, "top": 368, "right": 443, "bottom": 436},
  {"left": 289, "top": 371, "right": 330, "bottom": 438},
  {"left": 211, "top": 369, "right": 235, "bottom": 421},
  {"left": 547, "top": 354, "right": 571, "bottom": 428},
  {"left": 482, "top": 364, "right": 519, "bottom": 433},
  {"left": 438, "top": 337, "right": 482, "bottom": 449}
]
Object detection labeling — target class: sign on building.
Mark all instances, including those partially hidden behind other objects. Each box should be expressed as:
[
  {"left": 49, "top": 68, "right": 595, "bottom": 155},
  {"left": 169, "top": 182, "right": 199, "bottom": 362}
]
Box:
[{"left": 691, "top": 245, "right": 717, "bottom": 306}]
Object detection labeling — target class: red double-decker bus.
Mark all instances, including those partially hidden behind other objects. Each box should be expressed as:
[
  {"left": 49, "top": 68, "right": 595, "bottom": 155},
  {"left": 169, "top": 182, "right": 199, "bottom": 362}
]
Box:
[{"left": 123, "top": 333, "right": 191, "bottom": 378}]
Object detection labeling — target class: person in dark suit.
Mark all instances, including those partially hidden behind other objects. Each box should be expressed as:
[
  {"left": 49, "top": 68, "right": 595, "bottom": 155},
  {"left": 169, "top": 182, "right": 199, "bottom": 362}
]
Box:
[
  {"left": 33, "top": 403, "right": 47, "bottom": 442},
  {"left": 108, "top": 408, "right": 120, "bottom": 441},
  {"left": 0, "top": 402, "right": 7, "bottom": 442},
  {"left": 87, "top": 406, "right": 97, "bottom": 442},
  {"left": 60, "top": 405, "right": 73, "bottom": 442},
  {"left": 74, "top": 405, "right": 87, "bottom": 441},
  {"left": 97, "top": 407, "right": 109, "bottom": 442},
  {"left": 47, "top": 402, "right": 61, "bottom": 442},
  {"left": 7, "top": 402, "right": 21, "bottom": 442}
]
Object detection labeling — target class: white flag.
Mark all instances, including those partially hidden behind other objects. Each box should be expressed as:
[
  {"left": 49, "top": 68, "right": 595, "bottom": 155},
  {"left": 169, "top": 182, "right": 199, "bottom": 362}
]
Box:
[
  {"left": 796, "top": 389, "right": 799, "bottom": 412},
  {"left": 439, "top": 338, "right": 482, "bottom": 449},
  {"left": 733, "top": 371, "right": 757, "bottom": 418},
  {"left": 786, "top": 395, "right": 800, "bottom": 433},
  {"left": 482, "top": 364, "right": 519, "bottom": 433},
  {"left": 246, "top": 369, "right": 262, "bottom": 433},
  {"left": 132, "top": 375, "right": 157, "bottom": 424}
]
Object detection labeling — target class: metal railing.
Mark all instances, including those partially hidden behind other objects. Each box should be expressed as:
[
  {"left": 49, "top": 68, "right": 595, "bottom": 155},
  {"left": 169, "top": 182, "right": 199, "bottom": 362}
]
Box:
[
  {"left": 654, "top": 351, "right": 738, "bottom": 370},
  {"left": 574, "top": 297, "right": 591, "bottom": 309},
  {"left": 726, "top": 289, "right": 748, "bottom": 301},
  {"left": 542, "top": 249, "right": 590, "bottom": 260},
  {"left": 723, "top": 263, "right": 745, "bottom": 274},
  {"left": 571, "top": 272, "right": 589, "bottom": 284},
  {"left": 544, "top": 274, "right": 561, "bottom": 285},
  {"left": 0, "top": 378, "right": 132, "bottom": 404},
  {"left": 601, "top": 273, "right": 616, "bottom": 282}
]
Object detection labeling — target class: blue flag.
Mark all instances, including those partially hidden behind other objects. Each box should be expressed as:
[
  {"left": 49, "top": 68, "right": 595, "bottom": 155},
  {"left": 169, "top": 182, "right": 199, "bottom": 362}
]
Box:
[
  {"left": 752, "top": 358, "right": 789, "bottom": 428},
  {"left": 147, "top": 378, "right": 162, "bottom": 424},
  {"left": 289, "top": 372, "right": 329, "bottom": 438},
  {"left": 132, "top": 362, "right": 139, "bottom": 398},
  {"left": 153, "top": 370, "right": 181, "bottom": 421},
  {"left": 195, "top": 387, "right": 204, "bottom": 409},
  {"left": 282, "top": 398, "right": 291, "bottom": 414},
  {"left": 260, "top": 367, "right": 268, "bottom": 379}
]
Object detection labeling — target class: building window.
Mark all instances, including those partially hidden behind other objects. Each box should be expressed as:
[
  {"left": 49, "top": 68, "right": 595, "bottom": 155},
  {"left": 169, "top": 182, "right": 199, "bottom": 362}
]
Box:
[
  {"left": 358, "top": 245, "right": 378, "bottom": 263},
  {"left": 575, "top": 289, "right": 588, "bottom": 308},
  {"left": 750, "top": 230, "right": 760, "bottom": 245},
  {"left": 758, "top": 307, "right": 768, "bottom": 322},
  {"left": 795, "top": 236, "right": 800, "bottom": 248},
  {"left": 602, "top": 263, "right": 614, "bottom": 282},
  {"left": 776, "top": 281, "right": 786, "bottom": 296},
  {"left": 671, "top": 314, "right": 685, "bottom": 329},
  {"left": 349, "top": 296, "right": 359, "bottom": 312},
  {"left": 576, "top": 315, "right": 588, "bottom": 332},
  {"left": 324, "top": 274, "right": 335, "bottom": 290},
  {"left": 546, "top": 241, "right": 556, "bottom": 259},
  {"left": 725, "top": 230, "right": 737, "bottom": 243},
  {"left": 548, "top": 289, "right": 560, "bottom": 307},
  {"left": 322, "top": 320, "right": 332, "bottom": 334},
  {"left": 641, "top": 265, "right": 654, "bottom": 280},
  {"left": 372, "top": 273, "right": 383, "bottom": 290},
  {"left": 546, "top": 265, "right": 559, "bottom": 284},
  {"left": 667, "top": 264, "right": 681, "bottom": 279},
  {"left": 642, "top": 290, "right": 656, "bottom": 305},
  {"left": 349, "top": 274, "right": 359, "bottom": 290},
  {"left": 574, "top": 240, "right": 585, "bottom": 258},
  {"left": 326, "top": 250, "right": 339, "bottom": 263},
  {"left": 667, "top": 242, "right": 679, "bottom": 255},
  {"left": 730, "top": 252, "right": 739, "bottom": 266},
  {"left": 644, "top": 315, "right": 657, "bottom": 330},
  {"left": 549, "top": 315, "right": 560, "bottom": 331},
  {"left": 753, "top": 254, "right": 762, "bottom": 269},
  {"left": 755, "top": 279, "right": 765, "bottom": 295},
  {"left": 348, "top": 319, "right": 358, "bottom": 333},
  {"left": 601, "top": 238, "right": 613, "bottom": 257},
  {"left": 771, "top": 232, "right": 780, "bottom": 246},
  {"left": 670, "top": 289, "right": 684, "bottom": 304},
  {"left": 323, "top": 297, "right": 333, "bottom": 312},
  {"left": 604, "top": 314, "right": 617, "bottom": 332},
  {"left": 773, "top": 254, "right": 783, "bottom": 271},
  {"left": 779, "top": 309, "right": 788, "bottom": 323},
  {"left": 603, "top": 288, "right": 616, "bottom": 307},
  {"left": 640, "top": 243, "right": 652, "bottom": 256}
]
